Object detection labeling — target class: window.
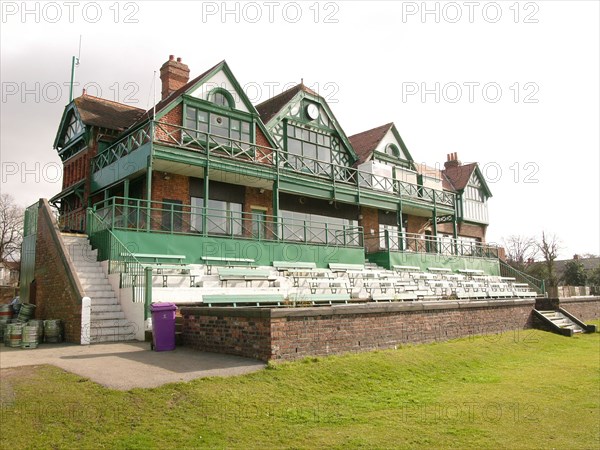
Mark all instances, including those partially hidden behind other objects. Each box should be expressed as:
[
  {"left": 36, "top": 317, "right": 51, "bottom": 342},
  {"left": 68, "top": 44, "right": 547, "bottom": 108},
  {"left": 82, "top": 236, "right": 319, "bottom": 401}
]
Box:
[
  {"left": 210, "top": 89, "right": 234, "bottom": 108},
  {"left": 286, "top": 124, "right": 335, "bottom": 175},
  {"left": 379, "top": 224, "right": 401, "bottom": 250},
  {"left": 190, "top": 197, "right": 242, "bottom": 235},
  {"left": 185, "top": 106, "right": 251, "bottom": 146},
  {"left": 161, "top": 200, "right": 183, "bottom": 232},
  {"left": 384, "top": 143, "right": 400, "bottom": 158}
]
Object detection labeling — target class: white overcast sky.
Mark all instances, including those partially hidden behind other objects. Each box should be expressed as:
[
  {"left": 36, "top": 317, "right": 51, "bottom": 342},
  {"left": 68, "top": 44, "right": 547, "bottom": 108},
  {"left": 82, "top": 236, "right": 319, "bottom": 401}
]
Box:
[{"left": 1, "top": 1, "right": 598, "bottom": 259}]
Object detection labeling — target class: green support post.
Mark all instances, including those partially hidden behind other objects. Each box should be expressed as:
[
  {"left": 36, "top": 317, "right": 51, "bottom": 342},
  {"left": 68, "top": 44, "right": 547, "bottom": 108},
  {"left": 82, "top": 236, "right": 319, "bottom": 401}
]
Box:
[
  {"left": 144, "top": 266, "right": 153, "bottom": 320},
  {"left": 203, "top": 167, "right": 210, "bottom": 236},
  {"left": 272, "top": 179, "right": 279, "bottom": 239},
  {"left": 146, "top": 162, "right": 152, "bottom": 232},
  {"left": 397, "top": 200, "right": 404, "bottom": 251},
  {"left": 123, "top": 178, "right": 129, "bottom": 228}
]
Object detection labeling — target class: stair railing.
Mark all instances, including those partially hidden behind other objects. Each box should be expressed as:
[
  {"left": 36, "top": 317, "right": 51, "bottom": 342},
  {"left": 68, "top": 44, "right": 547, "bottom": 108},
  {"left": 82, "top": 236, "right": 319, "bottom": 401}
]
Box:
[{"left": 498, "top": 260, "right": 545, "bottom": 296}]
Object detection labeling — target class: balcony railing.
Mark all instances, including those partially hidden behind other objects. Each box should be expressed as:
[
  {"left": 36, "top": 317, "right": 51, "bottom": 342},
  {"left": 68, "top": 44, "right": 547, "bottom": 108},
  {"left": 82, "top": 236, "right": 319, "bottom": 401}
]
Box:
[
  {"left": 92, "top": 197, "right": 364, "bottom": 248},
  {"left": 366, "top": 230, "right": 500, "bottom": 259},
  {"left": 91, "top": 121, "right": 455, "bottom": 207}
]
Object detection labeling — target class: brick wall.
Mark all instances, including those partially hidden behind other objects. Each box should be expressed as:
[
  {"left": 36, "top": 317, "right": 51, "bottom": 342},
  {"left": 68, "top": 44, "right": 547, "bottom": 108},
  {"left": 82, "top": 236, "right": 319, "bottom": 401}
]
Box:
[
  {"left": 151, "top": 172, "right": 191, "bottom": 232},
  {"left": 406, "top": 215, "right": 429, "bottom": 234},
  {"left": 437, "top": 221, "right": 487, "bottom": 242},
  {"left": 0, "top": 286, "right": 18, "bottom": 304},
  {"left": 255, "top": 126, "right": 273, "bottom": 165},
  {"left": 559, "top": 297, "right": 600, "bottom": 321},
  {"left": 182, "top": 308, "right": 272, "bottom": 360},
  {"left": 360, "top": 207, "right": 379, "bottom": 253},
  {"left": 34, "top": 201, "right": 84, "bottom": 343},
  {"left": 181, "top": 299, "right": 535, "bottom": 362},
  {"left": 155, "top": 104, "right": 183, "bottom": 143}
]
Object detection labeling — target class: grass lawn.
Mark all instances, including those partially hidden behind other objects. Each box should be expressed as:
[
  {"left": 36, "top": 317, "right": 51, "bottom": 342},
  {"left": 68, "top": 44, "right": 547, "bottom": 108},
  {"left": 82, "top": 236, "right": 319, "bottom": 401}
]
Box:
[{"left": 1, "top": 323, "right": 599, "bottom": 449}]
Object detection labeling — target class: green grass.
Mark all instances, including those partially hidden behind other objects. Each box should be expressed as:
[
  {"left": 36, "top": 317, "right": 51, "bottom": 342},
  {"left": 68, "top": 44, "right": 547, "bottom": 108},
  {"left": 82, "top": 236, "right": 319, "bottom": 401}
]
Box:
[{"left": 1, "top": 324, "right": 599, "bottom": 449}]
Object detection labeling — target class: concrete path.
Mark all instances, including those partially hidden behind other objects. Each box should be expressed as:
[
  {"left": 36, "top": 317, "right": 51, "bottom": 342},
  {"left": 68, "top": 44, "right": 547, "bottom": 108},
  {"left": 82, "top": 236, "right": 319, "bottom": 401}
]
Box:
[{"left": 0, "top": 342, "right": 265, "bottom": 390}]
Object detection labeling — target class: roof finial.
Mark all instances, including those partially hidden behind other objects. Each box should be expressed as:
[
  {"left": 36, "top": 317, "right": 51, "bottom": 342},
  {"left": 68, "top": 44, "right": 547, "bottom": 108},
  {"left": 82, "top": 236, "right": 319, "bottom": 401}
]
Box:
[{"left": 301, "top": 78, "right": 304, "bottom": 86}]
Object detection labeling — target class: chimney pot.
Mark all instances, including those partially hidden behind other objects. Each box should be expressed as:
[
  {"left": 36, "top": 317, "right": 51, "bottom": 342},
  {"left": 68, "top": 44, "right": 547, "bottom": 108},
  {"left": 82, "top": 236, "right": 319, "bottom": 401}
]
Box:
[
  {"left": 82, "top": 88, "right": 86, "bottom": 96},
  {"left": 160, "top": 55, "right": 190, "bottom": 101}
]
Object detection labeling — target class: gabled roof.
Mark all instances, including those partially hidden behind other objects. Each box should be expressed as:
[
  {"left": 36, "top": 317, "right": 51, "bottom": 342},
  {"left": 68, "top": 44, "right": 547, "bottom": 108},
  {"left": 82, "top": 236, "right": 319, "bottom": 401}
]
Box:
[
  {"left": 443, "top": 163, "right": 477, "bottom": 191},
  {"left": 255, "top": 83, "right": 318, "bottom": 124},
  {"left": 348, "top": 123, "right": 393, "bottom": 165},
  {"left": 74, "top": 95, "right": 146, "bottom": 131}
]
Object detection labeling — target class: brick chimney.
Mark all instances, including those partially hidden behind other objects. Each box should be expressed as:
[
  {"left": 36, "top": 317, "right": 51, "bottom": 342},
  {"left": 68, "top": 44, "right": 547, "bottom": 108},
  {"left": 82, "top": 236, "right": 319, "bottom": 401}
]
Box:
[
  {"left": 444, "top": 152, "right": 461, "bottom": 169},
  {"left": 160, "top": 55, "right": 190, "bottom": 100}
]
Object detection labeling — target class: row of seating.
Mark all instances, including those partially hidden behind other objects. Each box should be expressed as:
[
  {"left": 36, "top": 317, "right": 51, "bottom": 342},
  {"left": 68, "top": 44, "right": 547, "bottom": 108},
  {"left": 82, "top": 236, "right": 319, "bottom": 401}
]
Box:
[{"left": 130, "top": 258, "right": 539, "bottom": 306}]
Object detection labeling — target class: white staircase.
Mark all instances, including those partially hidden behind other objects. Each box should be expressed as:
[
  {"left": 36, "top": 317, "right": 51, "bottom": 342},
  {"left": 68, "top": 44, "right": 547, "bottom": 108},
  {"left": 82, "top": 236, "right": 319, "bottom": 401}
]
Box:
[
  {"left": 536, "top": 310, "right": 584, "bottom": 334},
  {"left": 62, "top": 234, "right": 136, "bottom": 343}
]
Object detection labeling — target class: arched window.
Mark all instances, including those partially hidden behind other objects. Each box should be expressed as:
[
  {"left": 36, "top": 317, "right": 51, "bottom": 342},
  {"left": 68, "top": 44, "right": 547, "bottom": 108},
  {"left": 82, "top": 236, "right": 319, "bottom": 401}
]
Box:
[
  {"left": 385, "top": 143, "right": 400, "bottom": 158},
  {"left": 209, "top": 88, "right": 234, "bottom": 108}
]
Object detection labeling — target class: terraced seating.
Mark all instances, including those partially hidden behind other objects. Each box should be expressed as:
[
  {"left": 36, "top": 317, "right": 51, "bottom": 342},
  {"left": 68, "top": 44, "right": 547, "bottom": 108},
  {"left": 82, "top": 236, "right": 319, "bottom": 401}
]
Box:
[
  {"left": 288, "top": 269, "right": 334, "bottom": 287},
  {"left": 201, "top": 256, "right": 255, "bottom": 274},
  {"left": 217, "top": 268, "right": 276, "bottom": 287},
  {"left": 272, "top": 261, "right": 317, "bottom": 274},
  {"left": 307, "top": 278, "right": 351, "bottom": 294},
  {"left": 288, "top": 292, "right": 354, "bottom": 306},
  {"left": 329, "top": 263, "right": 365, "bottom": 273}
]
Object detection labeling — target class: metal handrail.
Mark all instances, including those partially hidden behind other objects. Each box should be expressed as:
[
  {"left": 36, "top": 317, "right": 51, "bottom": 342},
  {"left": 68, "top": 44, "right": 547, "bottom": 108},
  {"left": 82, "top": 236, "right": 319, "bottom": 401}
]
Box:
[
  {"left": 92, "top": 196, "right": 364, "bottom": 248},
  {"left": 90, "top": 120, "right": 456, "bottom": 207},
  {"left": 365, "top": 230, "right": 500, "bottom": 258},
  {"left": 498, "top": 259, "right": 545, "bottom": 295}
]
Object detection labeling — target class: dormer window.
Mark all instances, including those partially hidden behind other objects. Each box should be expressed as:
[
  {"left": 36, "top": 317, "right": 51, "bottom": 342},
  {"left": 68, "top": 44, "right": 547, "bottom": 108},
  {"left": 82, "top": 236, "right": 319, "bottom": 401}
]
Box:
[
  {"left": 210, "top": 88, "right": 234, "bottom": 109},
  {"left": 385, "top": 143, "right": 400, "bottom": 158}
]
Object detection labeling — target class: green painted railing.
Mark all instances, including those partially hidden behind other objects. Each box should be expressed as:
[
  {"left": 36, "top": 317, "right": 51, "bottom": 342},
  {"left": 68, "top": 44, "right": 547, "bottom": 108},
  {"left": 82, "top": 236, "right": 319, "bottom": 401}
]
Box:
[
  {"left": 366, "top": 230, "right": 500, "bottom": 259},
  {"left": 92, "top": 197, "right": 364, "bottom": 248},
  {"left": 91, "top": 121, "right": 456, "bottom": 208},
  {"left": 86, "top": 208, "right": 151, "bottom": 314},
  {"left": 498, "top": 260, "right": 545, "bottom": 295}
]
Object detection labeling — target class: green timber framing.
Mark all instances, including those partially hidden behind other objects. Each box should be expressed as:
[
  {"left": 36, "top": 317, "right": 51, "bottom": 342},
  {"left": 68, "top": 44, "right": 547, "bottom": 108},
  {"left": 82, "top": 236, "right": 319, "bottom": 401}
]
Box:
[{"left": 51, "top": 57, "right": 500, "bottom": 274}]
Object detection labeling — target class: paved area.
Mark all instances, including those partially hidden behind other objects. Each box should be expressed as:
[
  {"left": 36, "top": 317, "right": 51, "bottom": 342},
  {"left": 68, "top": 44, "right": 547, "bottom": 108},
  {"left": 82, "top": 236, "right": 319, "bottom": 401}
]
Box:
[{"left": 0, "top": 342, "right": 265, "bottom": 390}]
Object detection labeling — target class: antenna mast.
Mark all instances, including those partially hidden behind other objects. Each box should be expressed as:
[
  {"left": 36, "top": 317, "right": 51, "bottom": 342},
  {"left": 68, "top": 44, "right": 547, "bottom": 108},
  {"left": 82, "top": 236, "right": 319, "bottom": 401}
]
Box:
[{"left": 69, "top": 35, "right": 82, "bottom": 102}]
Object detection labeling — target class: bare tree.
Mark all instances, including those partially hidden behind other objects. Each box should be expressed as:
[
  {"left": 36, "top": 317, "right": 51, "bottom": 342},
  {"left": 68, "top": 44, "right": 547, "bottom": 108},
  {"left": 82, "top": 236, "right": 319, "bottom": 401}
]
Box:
[
  {"left": 502, "top": 235, "right": 538, "bottom": 270},
  {"left": 537, "top": 232, "right": 561, "bottom": 287},
  {"left": 0, "top": 194, "right": 24, "bottom": 262}
]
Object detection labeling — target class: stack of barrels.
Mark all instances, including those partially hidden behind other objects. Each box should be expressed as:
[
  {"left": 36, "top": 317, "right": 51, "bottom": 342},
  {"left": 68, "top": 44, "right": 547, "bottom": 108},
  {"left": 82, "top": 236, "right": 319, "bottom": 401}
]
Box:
[{"left": 1, "top": 301, "right": 63, "bottom": 349}]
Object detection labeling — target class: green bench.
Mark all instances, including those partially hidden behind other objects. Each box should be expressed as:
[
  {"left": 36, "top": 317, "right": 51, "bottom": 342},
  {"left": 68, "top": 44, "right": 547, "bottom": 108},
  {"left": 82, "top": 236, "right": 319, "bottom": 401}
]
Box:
[
  {"left": 143, "top": 264, "right": 195, "bottom": 287},
  {"left": 272, "top": 261, "right": 317, "bottom": 274},
  {"left": 217, "top": 268, "right": 276, "bottom": 287},
  {"left": 203, "top": 293, "right": 285, "bottom": 307},
  {"left": 287, "top": 293, "right": 352, "bottom": 306},
  {"left": 392, "top": 265, "right": 421, "bottom": 273},
  {"left": 128, "top": 253, "right": 186, "bottom": 264},
  {"left": 201, "top": 256, "right": 255, "bottom": 274},
  {"left": 328, "top": 263, "right": 365, "bottom": 273}
]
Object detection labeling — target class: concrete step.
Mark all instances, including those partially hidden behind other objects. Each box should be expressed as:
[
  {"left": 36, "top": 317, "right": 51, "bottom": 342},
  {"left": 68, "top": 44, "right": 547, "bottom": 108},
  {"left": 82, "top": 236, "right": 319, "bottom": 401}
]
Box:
[
  {"left": 76, "top": 267, "right": 105, "bottom": 275},
  {"left": 74, "top": 262, "right": 103, "bottom": 268},
  {"left": 82, "top": 284, "right": 114, "bottom": 292},
  {"left": 91, "top": 317, "right": 130, "bottom": 326},
  {"left": 89, "top": 296, "right": 119, "bottom": 305},
  {"left": 91, "top": 304, "right": 122, "bottom": 313},
  {"left": 90, "top": 311, "right": 126, "bottom": 320},
  {"left": 79, "top": 273, "right": 108, "bottom": 280}
]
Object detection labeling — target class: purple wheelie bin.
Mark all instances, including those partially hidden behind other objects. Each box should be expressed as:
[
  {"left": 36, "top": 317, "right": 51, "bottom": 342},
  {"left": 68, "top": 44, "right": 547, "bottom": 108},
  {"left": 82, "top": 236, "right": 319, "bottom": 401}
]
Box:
[{"left": 150, "top": 302, "right": 177, "bottom": 351}]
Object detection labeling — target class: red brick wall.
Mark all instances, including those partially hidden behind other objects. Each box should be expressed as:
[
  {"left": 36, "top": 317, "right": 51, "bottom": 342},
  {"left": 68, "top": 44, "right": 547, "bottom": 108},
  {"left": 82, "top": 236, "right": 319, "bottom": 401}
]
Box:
[
  {"left": 436, "top": 221, "right": 487, "bottom": 242},
  {"left": 243, "top": 186, "right": 273, "bottom": 239},
  {"left": 34, "top": 201, "right": 83, "bottom": 343},
  {"left": 151, "top": 172, "right": 191, "bottom": 232},
  {"left": 155, "top": 104, "right": 183, "bottom": 143},
  {"left": 360, "top": 207, "right": 379, "bottom": 252},
  {"left": 406, "top": 215, "right": 429, "bottom": 234},
  {"left": 559, "top": 298, "right": 600, "bottom": 321},
  {"left": 181, "top": 300, "right": 535, "bottom": 362},
  {"left": 182, "top": 310, "right": 271, "bottom": 361},
  {"left": 255, "top": 126, "right": 274, "bottom": 165}
]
